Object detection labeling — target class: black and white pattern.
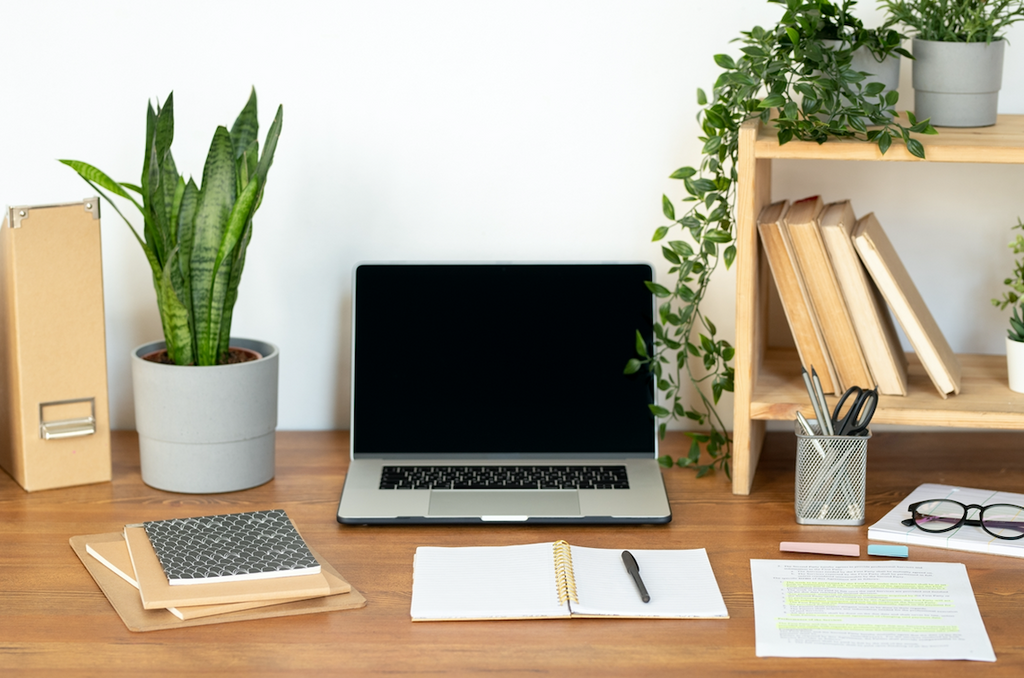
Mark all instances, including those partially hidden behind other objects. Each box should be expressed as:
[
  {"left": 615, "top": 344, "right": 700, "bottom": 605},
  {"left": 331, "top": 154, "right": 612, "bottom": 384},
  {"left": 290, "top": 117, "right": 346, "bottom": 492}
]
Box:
[{"left": 143, "top": 509, "right": 320, "bottom": 586}]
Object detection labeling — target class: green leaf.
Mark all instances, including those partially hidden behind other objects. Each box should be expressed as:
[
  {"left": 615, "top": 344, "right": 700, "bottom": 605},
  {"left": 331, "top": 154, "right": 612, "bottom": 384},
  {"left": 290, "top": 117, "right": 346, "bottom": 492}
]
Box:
[
  {"left": 661, "top": 246, "right": 681, "bottom": 265},
  {"left": 669, "top": 166, "right": 697, "bottom": 180},
  {"left": 864, "top": 82, "right": 886, "bottom": 97},
  {"left": 906, "top": 138, "right": 925, "bottom": 159},
  {"left": 623, "top": 358, "right": 644, "bottom": 375},
  {"left": 190, "top": 126, "right": 238, "bottom": 365},
  {"left": 155, "top": 247, "right": 194, "bottom": 365},
  {"left": 658, "top": 455, "right": 674, "bottom": 468},
  {"left": 635, "top": 329, "right": 649, "bottom": 358},
  {"left": 652, "top": 226, "right": 670, "bottom": 241},
  {"left": 704, "top": 229, "right": 733, "bottom": 244},
  {"left": 229, "top": 87, "right": 260, "bottom": 161},
  {"left": 649, "top": 404, "right": 671, "bottom": 418},
  {"left": 723, "top": 244, "right": 737, "bottom": 269},
  {"left": 662, "top": 194, "right": 676, "bottom": 221},
  {"left": 759, "top": 94, "right": 786, "bottom": 109},
  {"left": 58, "top": 160, "right": 134, "bottom": 202},
  {"left": 878, "top": 130, "right": 892, "bottom": 155},
  {"left": 696, "top": 88, "right": 707, "bottom": 106},
  {"left": 786, "top": 27, "right": 799, "bottom": 44},
  {"left": 670, "top": 241, "right": 694, "bottom": 259},
  {"left": 713, "top": 54, "right": 736, "bottom": 70},
  {"left": 644, "top": 281, "right": 672, "bottom": 298}
]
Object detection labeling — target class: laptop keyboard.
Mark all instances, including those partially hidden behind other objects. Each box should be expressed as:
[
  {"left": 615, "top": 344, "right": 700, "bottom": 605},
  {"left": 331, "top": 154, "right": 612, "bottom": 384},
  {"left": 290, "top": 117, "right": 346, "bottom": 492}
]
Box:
[{"left": 379, "top": 465, "right": 629, "bottom": 490}]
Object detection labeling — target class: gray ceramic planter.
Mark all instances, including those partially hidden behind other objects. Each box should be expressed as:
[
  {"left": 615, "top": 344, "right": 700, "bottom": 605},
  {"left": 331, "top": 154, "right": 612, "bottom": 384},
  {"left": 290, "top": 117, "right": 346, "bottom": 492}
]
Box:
[
  {"left": 912, "top": 38, "right": 1004, "bottom": 127},
  {"left": 132, "top": 337, "right": 279, "bottom": 493}
]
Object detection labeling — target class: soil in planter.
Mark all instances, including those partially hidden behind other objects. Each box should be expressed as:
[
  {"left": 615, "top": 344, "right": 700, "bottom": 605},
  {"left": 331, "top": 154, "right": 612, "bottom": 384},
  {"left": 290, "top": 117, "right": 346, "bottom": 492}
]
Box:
[{"left": 141, "top": 347, "right": 262, "bottom": 365}]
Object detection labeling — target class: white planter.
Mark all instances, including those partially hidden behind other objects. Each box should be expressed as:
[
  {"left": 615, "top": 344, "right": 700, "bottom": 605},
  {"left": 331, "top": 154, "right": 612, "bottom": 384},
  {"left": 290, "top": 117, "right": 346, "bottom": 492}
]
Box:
[
  {"left": 912, "top": 39, "right": 1005, "bottom": 127},
  {"left": 1007, "top": 337, "right": 1024, "bottom": 394},
  {"left": 131, "top": 337, "right": 279, "bottom": 493}
]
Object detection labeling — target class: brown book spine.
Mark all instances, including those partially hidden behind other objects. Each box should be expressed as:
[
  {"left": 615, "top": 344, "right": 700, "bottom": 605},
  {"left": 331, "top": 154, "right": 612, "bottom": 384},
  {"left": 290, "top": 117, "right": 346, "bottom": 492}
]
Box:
[
  {"left": 757, "top": 200, "right": 838, "bottom": 393},
  {"left": 784, "top": 196, "right": 874, "bottom": 391}
]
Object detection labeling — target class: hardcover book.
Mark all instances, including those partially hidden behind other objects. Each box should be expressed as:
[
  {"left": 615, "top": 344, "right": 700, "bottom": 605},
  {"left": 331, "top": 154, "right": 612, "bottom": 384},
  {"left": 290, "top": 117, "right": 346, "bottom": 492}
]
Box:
[
  {"left": 783, "top": 196, "right": 873, "bottom": 392},
  {"left": 757, "top": 200, "right": 838, "bottom": 394},
  {"left": 819, "top": 201, "right": 908, "bottom": 396},
  {"left": 852, "top": 213, "right": 961, "bottom": 398}
]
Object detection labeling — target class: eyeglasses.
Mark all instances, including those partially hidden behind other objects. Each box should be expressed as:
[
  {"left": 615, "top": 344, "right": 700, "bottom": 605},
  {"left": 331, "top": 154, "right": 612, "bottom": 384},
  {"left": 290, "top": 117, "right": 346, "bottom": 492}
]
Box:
[{"left": 901, "top": 499, "right": 1024, "bottom": 540}]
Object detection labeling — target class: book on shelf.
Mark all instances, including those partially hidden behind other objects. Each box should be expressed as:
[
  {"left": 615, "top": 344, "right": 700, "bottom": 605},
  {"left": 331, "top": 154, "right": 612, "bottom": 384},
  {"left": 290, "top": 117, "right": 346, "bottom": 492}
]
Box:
[
  {"left": 410, "top": 540, "right": 729, "bottom": 621},
  {"left": 142, "top": 509, "right": 321, "bottom": 585},
  {"left": 757, "top": 199, "right": 839, "bottom": 394},
  {"left": 783, "top": 196, "right": 874, "bottom": 392},
  {"left": 852, "top": 212, "right": 962, "bottom": 398},
  {"left": 819, "top": 200, "right": 909, "bottom": 396},
  {"left": 868, "top": 483, "right": 1024, "bottom": 559}
]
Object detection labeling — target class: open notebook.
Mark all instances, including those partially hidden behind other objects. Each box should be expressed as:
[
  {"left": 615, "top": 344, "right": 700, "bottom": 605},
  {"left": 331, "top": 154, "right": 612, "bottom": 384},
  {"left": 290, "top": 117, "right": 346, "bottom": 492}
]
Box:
[{"left": 410, "top": 541, "right": 728, "bottom": 621}]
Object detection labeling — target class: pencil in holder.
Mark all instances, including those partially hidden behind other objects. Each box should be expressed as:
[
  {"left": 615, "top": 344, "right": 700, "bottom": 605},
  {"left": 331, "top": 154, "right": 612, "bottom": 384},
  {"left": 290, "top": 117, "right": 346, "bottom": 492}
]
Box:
[{"left": 794, "top": 419, "right": 869, "bottom": 526}]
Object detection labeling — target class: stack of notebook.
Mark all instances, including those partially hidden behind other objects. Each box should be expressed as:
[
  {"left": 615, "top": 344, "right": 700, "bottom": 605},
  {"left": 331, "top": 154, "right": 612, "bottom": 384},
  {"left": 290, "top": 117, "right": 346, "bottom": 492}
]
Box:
[{"left": 70, "top": 509, "right": 365, "bottom": 631}]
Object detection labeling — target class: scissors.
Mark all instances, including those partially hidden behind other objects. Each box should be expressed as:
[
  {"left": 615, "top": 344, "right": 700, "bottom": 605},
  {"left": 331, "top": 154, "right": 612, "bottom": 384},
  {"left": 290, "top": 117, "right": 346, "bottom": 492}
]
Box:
[{"left": 830, "top": 386, "right": 877, "bottom": 436}]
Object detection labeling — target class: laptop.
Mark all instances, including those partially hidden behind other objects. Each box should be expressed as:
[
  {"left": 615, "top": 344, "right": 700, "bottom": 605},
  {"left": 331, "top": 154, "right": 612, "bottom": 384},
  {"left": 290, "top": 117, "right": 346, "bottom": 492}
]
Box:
[{"left": 336, "top": 262, "right": 671, "bottom": 524}]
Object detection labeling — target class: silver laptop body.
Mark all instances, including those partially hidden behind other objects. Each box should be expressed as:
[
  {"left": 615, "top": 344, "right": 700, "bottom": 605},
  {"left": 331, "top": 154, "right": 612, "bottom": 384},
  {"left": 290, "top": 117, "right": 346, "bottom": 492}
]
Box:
[{"left": 336, "top": 262, "right": 671, "bottom": 524}]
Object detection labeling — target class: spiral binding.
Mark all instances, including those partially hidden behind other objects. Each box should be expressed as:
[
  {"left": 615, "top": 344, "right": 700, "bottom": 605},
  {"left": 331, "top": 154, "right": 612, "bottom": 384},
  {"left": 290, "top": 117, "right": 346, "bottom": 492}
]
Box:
[{"left": 552, "top": 540, "right": 578, "bottom": 605}]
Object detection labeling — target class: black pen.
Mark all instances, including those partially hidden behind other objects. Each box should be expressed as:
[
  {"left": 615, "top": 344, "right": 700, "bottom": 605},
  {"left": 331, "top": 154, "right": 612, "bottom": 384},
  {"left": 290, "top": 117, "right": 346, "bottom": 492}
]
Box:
[{"left": 621, "top": 550, "right": 650, "bottom": 603}]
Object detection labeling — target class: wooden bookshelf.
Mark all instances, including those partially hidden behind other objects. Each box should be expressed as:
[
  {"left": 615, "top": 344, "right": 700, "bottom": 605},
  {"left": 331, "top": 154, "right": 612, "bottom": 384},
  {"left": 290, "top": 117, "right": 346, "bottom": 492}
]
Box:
[{"left": 732, "top": 115, "right": 1024, "bottom": 495}]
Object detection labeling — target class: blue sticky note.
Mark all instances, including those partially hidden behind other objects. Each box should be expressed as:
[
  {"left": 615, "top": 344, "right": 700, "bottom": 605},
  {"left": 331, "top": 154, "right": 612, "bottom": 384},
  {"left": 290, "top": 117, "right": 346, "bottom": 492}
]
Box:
[{"left": 868, "top": 544, "right": 909, "bottom": 558}]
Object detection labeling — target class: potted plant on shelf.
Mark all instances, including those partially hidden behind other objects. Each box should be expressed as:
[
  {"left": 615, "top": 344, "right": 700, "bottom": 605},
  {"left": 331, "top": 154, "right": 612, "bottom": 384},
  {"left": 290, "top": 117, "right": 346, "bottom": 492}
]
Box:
[
  {"left": 61, "top": 88, "right": 284, "bottom": 493},
  {"left": 882, "top": 0, "right": 1024, "bottom": 127},
  {"left": 992, "top": 217, "right": 1024, "bottom": 393},
  {"left": 626, "top": 0, "right": 934, "bottom": 478}
]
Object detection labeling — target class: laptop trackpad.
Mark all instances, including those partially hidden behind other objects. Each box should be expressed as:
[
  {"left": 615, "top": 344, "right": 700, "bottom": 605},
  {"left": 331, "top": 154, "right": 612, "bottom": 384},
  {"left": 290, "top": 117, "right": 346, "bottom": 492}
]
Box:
[{"left": 428, "top": 490, "right": 581, "bottom": 517}]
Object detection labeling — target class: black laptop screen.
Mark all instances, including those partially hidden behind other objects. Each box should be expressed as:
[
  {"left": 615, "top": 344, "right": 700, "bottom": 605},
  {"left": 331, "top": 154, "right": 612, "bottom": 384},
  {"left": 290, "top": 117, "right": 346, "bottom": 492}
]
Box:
[{"left": 351, "top": 263, "right": 656, "bottom": 458}]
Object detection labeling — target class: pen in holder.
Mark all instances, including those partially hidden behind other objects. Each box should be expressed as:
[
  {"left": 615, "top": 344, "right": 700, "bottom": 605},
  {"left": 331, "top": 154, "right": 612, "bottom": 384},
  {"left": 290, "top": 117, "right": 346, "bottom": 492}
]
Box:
[{"left": 794, "top": 417, "right": 869, "bottom": 526}]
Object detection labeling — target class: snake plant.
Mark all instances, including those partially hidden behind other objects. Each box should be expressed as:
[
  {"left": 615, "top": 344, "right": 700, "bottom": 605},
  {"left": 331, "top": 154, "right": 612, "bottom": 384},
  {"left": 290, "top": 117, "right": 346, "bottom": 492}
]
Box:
[{"left": 61, "top": 89, "right": 282, "bottom": 366}]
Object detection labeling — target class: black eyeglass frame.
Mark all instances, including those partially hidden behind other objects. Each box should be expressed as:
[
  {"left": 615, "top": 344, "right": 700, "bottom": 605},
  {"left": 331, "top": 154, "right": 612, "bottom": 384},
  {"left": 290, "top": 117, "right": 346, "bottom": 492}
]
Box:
[{"left": 901, "top": 499, "right": 1024, "bottom": 540}]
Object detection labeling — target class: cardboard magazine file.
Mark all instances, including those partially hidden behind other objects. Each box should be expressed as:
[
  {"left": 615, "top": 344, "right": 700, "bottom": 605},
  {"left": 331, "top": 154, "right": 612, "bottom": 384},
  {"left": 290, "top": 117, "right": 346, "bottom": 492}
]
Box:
[{"left": 0, "top": 200, "right": 111, "bottom": 491}]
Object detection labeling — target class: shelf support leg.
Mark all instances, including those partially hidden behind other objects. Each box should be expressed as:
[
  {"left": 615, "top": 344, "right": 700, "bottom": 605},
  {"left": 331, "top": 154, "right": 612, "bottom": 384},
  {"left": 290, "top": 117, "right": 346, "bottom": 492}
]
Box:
[{"left": 733, "top": 120, "right": 772, "bottom": 494}]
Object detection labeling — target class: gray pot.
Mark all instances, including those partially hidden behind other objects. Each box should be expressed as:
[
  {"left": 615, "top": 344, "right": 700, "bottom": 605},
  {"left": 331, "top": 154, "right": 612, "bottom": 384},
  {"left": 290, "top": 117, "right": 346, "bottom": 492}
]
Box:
[
  {"left": 912, "top": 38, "right": 1004, "bottom": 127},
  {"left": 131, "top": 337, "right": 279, "bottom": 493}
]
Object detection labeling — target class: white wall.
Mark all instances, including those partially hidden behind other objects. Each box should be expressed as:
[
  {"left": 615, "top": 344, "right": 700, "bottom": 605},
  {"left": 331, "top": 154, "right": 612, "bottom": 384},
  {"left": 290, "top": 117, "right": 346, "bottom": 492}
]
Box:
[{"left": 2, "top": 1, "right": 1022, "bottom": 431}]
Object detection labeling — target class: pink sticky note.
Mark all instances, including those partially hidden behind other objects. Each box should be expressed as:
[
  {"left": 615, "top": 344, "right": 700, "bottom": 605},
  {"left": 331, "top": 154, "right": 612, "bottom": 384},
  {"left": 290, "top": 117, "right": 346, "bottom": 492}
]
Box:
[{"left": 780, "top": 541, "right": 860, "bottom": 557}]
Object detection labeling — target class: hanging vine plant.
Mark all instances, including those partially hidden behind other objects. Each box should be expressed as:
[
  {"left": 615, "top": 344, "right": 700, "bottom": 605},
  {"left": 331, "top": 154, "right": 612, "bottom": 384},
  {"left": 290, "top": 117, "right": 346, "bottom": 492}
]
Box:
[{"left": 625, "top": 0, "right": 936, "bottom": 478}]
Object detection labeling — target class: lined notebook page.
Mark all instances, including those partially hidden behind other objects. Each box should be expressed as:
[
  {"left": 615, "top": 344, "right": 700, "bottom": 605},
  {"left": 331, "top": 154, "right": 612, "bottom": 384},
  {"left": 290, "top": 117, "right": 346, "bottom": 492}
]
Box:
[
  {"left": 411, "top": 542, "right": 569, "bottom": 620},
  {"left": 569, "top": 546, "right": 728, "bottom": 618}
]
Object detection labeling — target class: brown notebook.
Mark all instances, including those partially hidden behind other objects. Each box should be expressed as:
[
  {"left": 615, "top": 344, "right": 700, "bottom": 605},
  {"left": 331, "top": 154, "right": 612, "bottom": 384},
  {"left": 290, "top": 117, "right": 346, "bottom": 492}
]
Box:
[
  {"left": 124, "top": 525, "right": 333, "bottom": 610},
  {"left": 86, "top": 532, "right": 329, "bottom": 620},
  {"left": 71, "top": 533, "right": 365, "bottom": 632},
  {"left": 819, "top": 201, "right": 909, "bottom": 396},
  {"left": 783, "top": 196, "right": 873, "bottom": 392},
  {"left": 853, "top": 212, "right": 962, "bottom": 398},
  {"left": 757, "top": 200, "right": 838, "bottom": 394}
]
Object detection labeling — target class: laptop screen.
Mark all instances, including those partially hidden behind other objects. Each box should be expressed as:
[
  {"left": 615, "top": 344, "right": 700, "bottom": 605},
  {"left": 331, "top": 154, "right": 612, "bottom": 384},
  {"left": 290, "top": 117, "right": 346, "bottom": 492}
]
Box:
[{"left": 351, "top": 263, "right": 656, "bottom": 458}]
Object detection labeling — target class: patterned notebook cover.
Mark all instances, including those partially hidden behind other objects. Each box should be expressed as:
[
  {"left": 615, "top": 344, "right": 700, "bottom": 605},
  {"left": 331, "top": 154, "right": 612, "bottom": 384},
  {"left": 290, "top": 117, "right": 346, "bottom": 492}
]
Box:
[{"left": 143, "top": 509, "right": 321, "bottom": 585}]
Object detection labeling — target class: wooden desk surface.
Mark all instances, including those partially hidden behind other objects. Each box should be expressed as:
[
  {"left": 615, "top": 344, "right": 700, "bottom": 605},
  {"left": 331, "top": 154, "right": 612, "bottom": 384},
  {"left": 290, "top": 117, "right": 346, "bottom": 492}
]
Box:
[{"left": 2, "top": 430, "right": 1023, "bottom": 676}]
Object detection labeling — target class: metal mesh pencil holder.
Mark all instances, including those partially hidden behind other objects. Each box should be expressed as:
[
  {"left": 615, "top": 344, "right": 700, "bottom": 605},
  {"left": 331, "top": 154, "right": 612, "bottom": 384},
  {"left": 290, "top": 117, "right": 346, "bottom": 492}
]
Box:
[{"left": 794, "top": 420, "right": 869, "bottom": 526}]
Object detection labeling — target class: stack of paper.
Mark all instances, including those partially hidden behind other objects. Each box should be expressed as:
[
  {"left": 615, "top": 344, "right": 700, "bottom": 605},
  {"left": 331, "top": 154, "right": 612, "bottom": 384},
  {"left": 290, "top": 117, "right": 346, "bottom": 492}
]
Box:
[{"left": 70, "top": 509, "right": 365, "bottom": 631}]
